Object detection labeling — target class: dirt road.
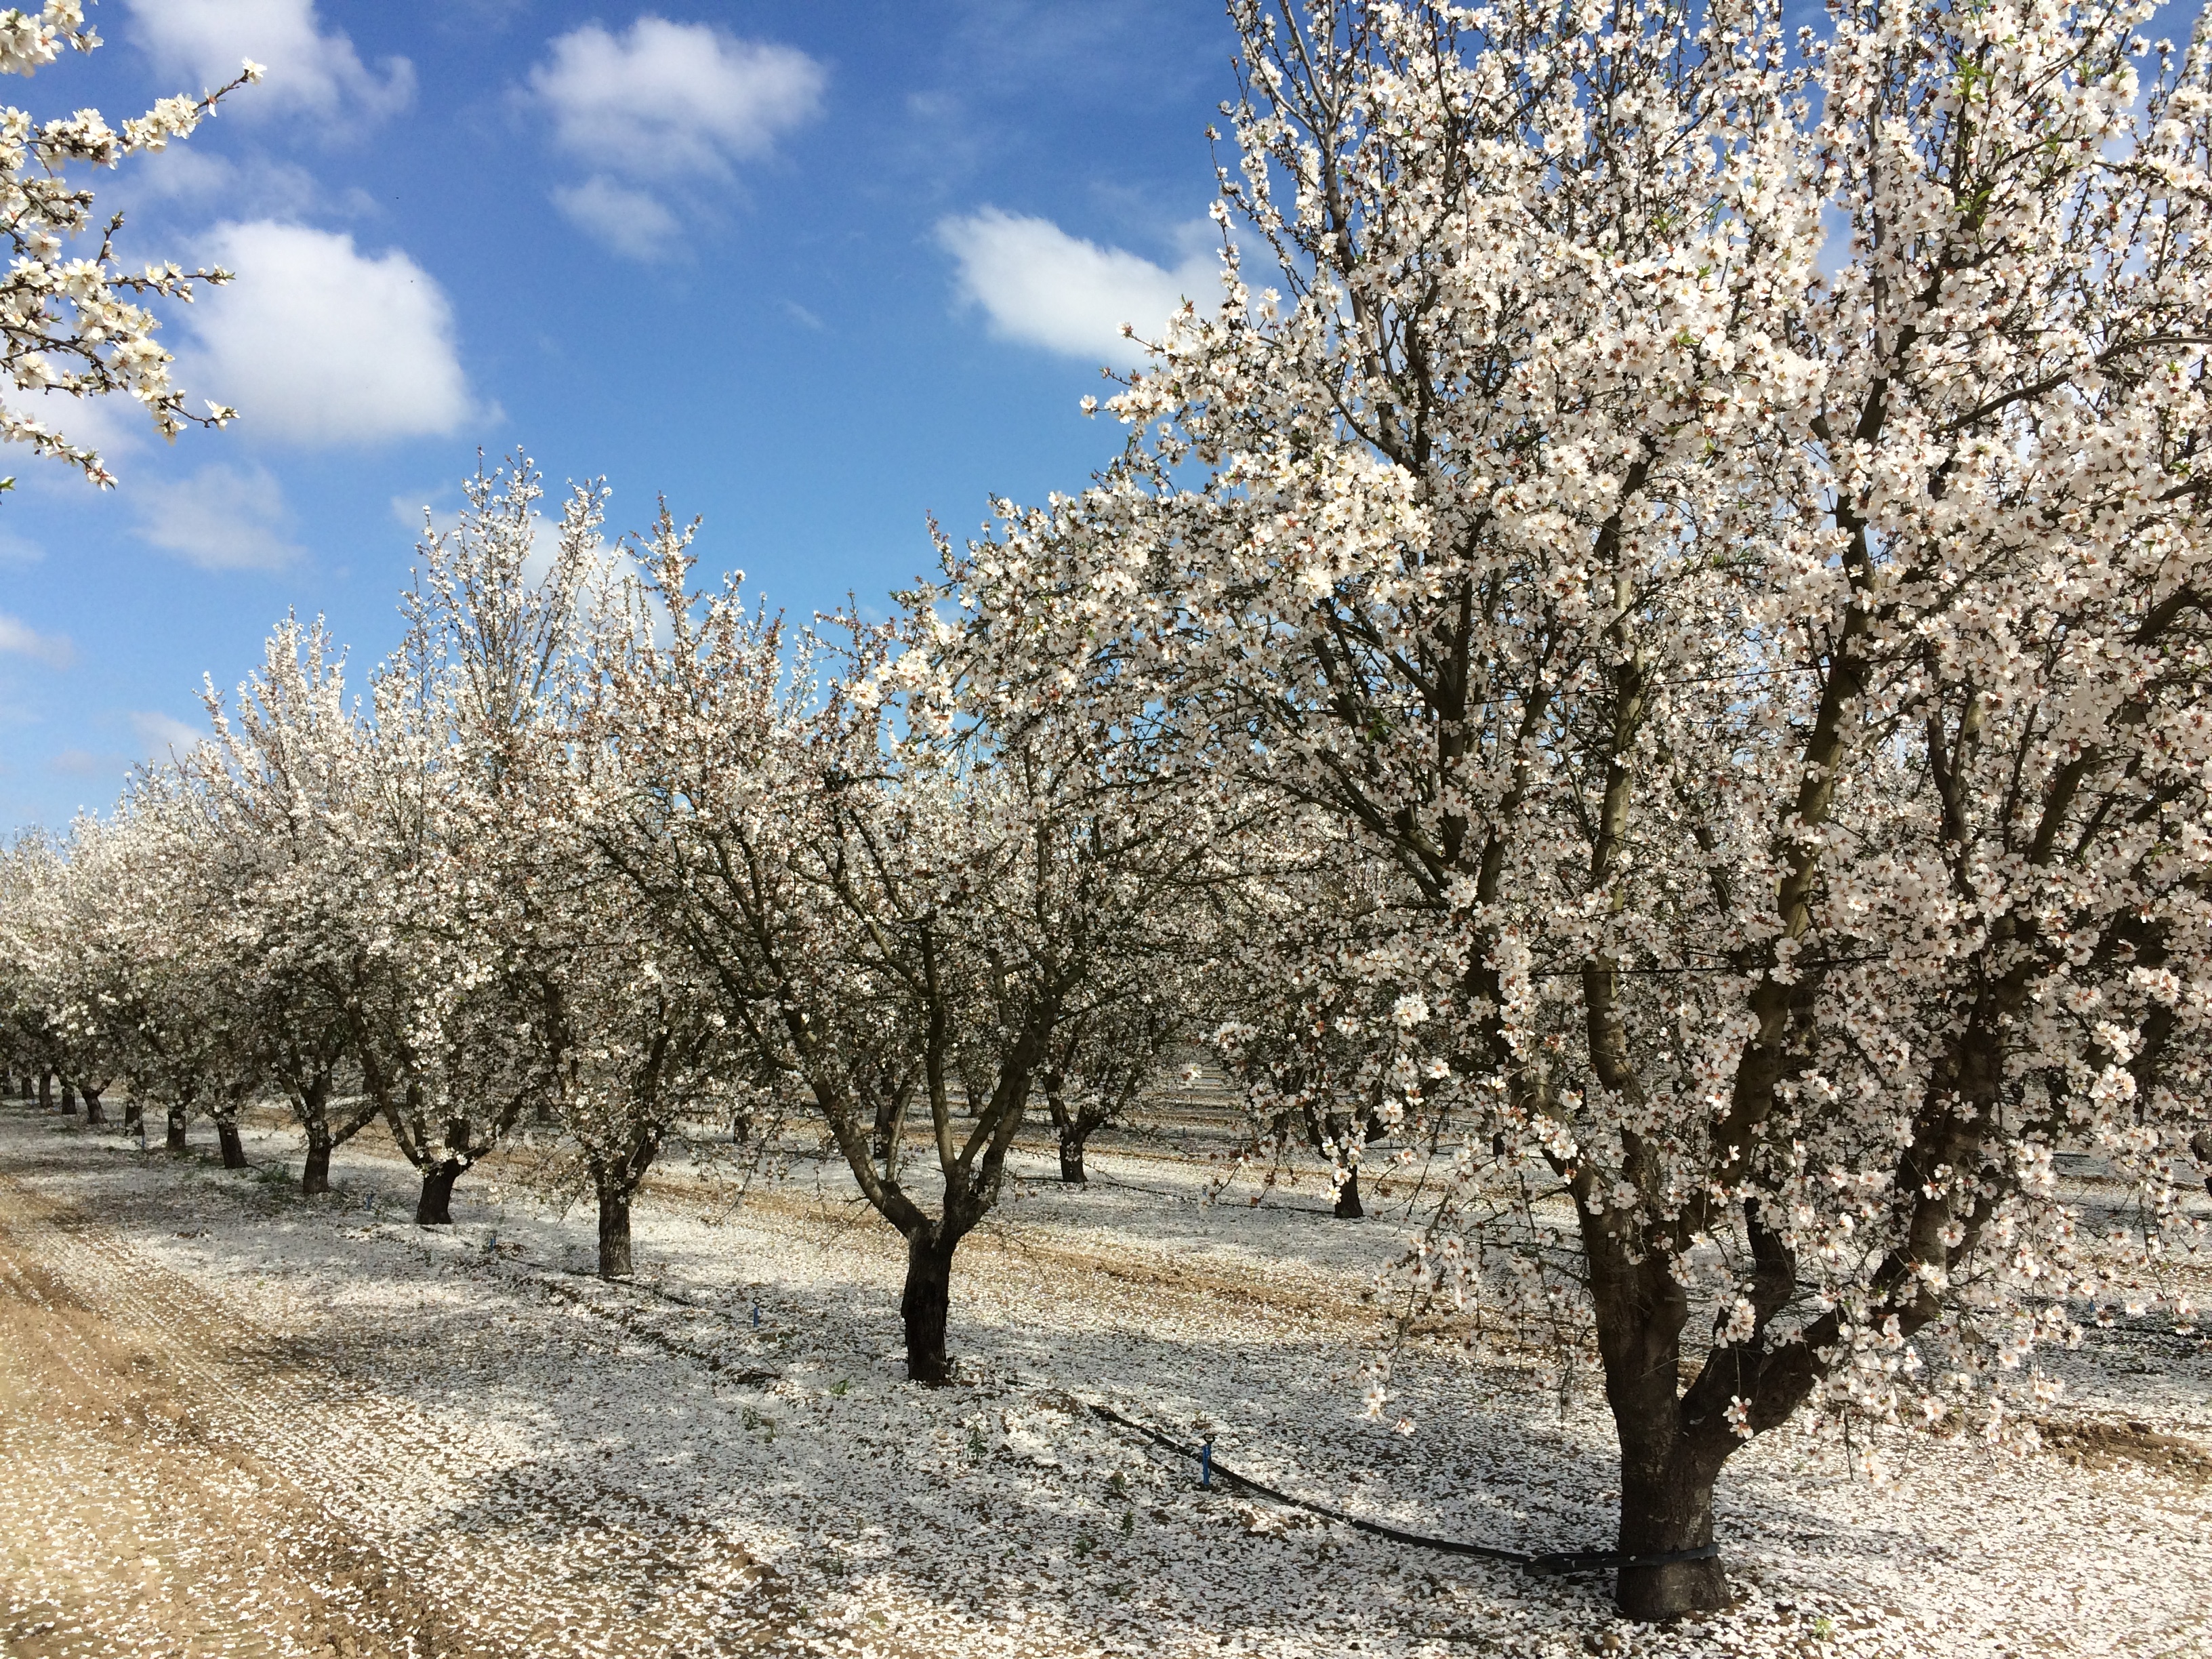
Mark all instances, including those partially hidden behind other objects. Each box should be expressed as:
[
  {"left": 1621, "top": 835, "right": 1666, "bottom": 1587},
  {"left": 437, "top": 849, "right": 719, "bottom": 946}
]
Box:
[{"left": 0, "top": 1134, "right": 784, "bottom": 1659}]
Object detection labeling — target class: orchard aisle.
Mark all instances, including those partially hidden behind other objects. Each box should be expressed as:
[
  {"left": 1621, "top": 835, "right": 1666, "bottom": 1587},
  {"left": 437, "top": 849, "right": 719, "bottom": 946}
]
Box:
[
  {"left": 0, "top": 1124, "right": 786, "bottom": 1659},
  {"left": 1, "top": 1102, "right": 2208, "bottom": 1659}
]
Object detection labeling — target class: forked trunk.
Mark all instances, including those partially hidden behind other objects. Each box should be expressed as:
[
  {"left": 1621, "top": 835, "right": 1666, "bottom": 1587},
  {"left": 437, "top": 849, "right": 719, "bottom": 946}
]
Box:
[
  {"left": 302, "top": 1126, "right": 333, "bottom": 1197},
  {"left": 1594, "top": 1255, "right": 1732, "bottom": 1620},
  {"left": 899, "top": 1228, "right": 958, "bottom": 1385},
  {"left": 597, "top": 1189, "right": 633, "bottom": 1279},
  {"left": 165, "top": 1106, "right": 188, "bottom": 1154},
  {"left": 1057, "top": 1128, "right": 1088, "bottom": 1185},
  {"left": 416, "top": 1161, "right": 462, "bottom": 1226},
  {"left": 81, "top": 1086, "right": 104, "bottom": 1126},
  {"left": 216, "top": 1120, "right": 247, "bottom": 1169}
]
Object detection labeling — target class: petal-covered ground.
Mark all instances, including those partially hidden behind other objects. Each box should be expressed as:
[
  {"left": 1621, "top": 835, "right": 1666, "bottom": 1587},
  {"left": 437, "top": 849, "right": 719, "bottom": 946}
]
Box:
[{"left": 1, "top": 1101, "right": 2206, "bottom": 1658}]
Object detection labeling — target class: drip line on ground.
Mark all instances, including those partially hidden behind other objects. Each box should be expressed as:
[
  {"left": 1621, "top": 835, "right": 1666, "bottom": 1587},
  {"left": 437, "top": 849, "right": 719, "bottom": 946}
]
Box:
[{"left": 1081, "top": 1400, "right": 1719, "bottom": 1576}]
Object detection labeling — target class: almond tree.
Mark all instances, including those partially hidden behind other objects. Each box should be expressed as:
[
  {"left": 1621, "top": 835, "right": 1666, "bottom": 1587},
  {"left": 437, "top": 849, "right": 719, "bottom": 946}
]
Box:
[
  {"left": 584, "top": 517, "right": 1241, "bottom": 1380},
  {"left": 1210, "top": 855, "right": 1432, "bottom": 1220},
  {"left": 191, "top": 619, "right": 382, "bottom": 1194},
  {"left": 56, "top": 786, "right": 257, "bottom": 1159},
  {"left": 956, "top": 0, "right": 2212, "bottom": 1617},
  {"left": 342, "top": 464, "right": 595, "bottom": 1226}
]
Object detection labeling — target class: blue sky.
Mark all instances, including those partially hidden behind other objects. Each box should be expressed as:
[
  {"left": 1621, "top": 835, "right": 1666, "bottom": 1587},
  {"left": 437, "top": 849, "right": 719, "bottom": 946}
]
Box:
[{"left": 0, "top": 0, "right": 1237, "bottom": 827}]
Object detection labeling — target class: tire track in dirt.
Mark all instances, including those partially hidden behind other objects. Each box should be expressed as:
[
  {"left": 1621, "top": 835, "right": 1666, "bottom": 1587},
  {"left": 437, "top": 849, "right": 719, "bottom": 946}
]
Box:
[{"left": 0, "top": 1145, "right": 807, "bottom": 1658}]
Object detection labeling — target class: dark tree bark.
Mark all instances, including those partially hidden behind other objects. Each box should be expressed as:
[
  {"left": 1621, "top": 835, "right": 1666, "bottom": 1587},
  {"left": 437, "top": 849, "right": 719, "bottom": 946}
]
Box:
[
  {"left": 1333, "top": 1165, "right": 1364, "bottom": 1219},
  {"left": 1057, "top": 1128, "right": 1088, "bottom": 1185},
  {"left": 81, "top": 1085, "right": 105, "bottom": 1126},
  {"left": 302, "top": 1124, "right": 333, "bottom": 1196},
  {"left": 416, "top": 1160, "right": 463, "bottom": 1225},
  {"left": 59, "top": 1081, "right": 77, "bottom": 1115},
  {"left": 38, "top": 1071, "right": 52, "bottom": 1112},
  {"left": 165, "top": 1106, "right": 188, "bottom": 1154},
  {"left": 1613, "top": 1442, "right": 1729, "bottom": 1620},
  {"left": 589, "top": 1136, "right": 659, "bottom": 1279},
  {"left": 900, "top": 1227, "right": 959, "bottom": 1384},
  {"left": 597, "top": 1189, "right": 633, "bottom": 1278},
  {"left": 216, "top": 1119, "right": 247, "bottom": 1168},
  {"left": 123, "top": 1097, "right": 142, "bottom": 1133}
]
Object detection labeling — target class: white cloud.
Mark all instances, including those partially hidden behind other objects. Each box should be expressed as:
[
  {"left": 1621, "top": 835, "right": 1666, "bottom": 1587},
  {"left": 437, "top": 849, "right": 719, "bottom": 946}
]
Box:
[
  {"left": 0, "top": 613, "right": 75, "bottom": 670},
  {"left": 123, "top": 0, "right": 413, "bottom": 123},
  {"left": 130, "top": 712, "right": 209, "bottom": 762},
  {"left": 181, "top": 222, "right": 481, "bottom": 447},
  {"left": 0, "top": 530, "right": 43, "bottom": 567},
  {"left": 935, "top": 208, "right": 1218, "bottom": 368},
  {"left": 126, "top": 144, "right": 321, "bottom": 219},
  {"left": 131, "top": 462, "right": 301, "bottom": 572},
  {"left": 550, "top": 176, "right": 682, "bottom": 259},
  {"left": 529, "top": 18, "right": 825, "bottom": 258}
]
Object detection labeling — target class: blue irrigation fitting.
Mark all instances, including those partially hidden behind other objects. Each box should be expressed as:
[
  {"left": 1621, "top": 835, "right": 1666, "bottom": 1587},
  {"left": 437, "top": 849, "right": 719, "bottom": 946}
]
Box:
[
  {"left": 751, "top": 1302, "right": 761, "bottom": 1330},
  {"left": 486, "top": 1230, "right": 499, "bottom": 1255},
  {"left": 1200, "top": 1438, "right": 1214, "bottom": 1490}
]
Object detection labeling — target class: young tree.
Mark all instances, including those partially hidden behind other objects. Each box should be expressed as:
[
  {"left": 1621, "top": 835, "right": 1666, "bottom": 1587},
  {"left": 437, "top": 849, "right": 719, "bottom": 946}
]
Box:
[
  {"left": 1211, "top": 857, "right": 1428, "bottom": 1220},
  {"left": 955, "top": 0, "right": 2212, "bottom": 1617},
  {"left": 192, "top": 619, "right": 382, "bottom": 1194},
  {"left": 585, "top": 518, "right": 1236, "bottom": 1380},
  {"left": 1038, "top": 979, "right": 1181, "bottom": 1185},
  {"left": 342, "top": 464, "right": 597, "bottom": 1226},
  {"left": 56, "top": 788, "right": 258, "bottom": 1161},
  {"left": 0, "top": 1, "right": 260, "bottom": 489}
]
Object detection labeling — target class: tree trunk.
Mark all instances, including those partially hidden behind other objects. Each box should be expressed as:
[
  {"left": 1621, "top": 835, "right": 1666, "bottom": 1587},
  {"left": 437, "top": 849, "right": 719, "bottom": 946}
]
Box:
[
  {"left": 60, "top": 1081, "right": 77, "bottom": 1115},
  {"left": 216, "top": 1120, "right": 247, "bottom": 1169},
  {"left": 81, "top": 1086, "right": 104, "bottom": 1126},
  {"left": 1058, "top": 1126, "right": 1088, "bottom": 1185},
  {"left": 123, "top": 1097, "right": 142, "bottom": 1133},
  {"left": 415, "top": 1161, "right": 462, "bottom": 1226},
  {"left": 302, "top": 1125, "right": 333, "bottom": 1196},
  {"left": 598, "top": 1187, "right": 633, "bottom": 1279},
  {"left": 165, "top": 1106, "right": 188, "bottom": 1154},
  {"left": 899, "top": 1228, "right": 958, "bottom": 1385},
  {"left": 1593, "top": 1240, "right": 1732, "bottom": 1620},
  {"left": 38, "top": 1071, "right": 52, "bottom": 1112},
  {"left": 1612, "top": 1441, "right": 1728, "bottom": 1620},
  {"left": 1334, "top": 1165, "right": 1364, "bottom": 1219}
]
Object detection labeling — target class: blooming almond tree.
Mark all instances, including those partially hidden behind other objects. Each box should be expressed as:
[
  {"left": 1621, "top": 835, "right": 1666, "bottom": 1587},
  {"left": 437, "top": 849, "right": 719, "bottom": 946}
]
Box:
[
  {"left": 0, "top": 1, "right": 260, "bottom": 488},
  {"left": 586, "top": 518, "right": 1241, "bottom": 1380},
  {"left": 344, "top": 463, "right": 598, "bottom": 1226},
  {"left": 192, "top": 617, "right": 384, "bottom": 1195},
  {"left": 954, "top": 0, "right": 2212, "bottom": 1617}
]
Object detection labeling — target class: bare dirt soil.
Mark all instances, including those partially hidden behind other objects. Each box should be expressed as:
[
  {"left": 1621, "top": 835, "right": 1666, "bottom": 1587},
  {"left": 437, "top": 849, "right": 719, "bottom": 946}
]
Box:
[
  {"left": 5, "top": 1101, "right": 2209, "bottom": 1659},
  {"left": 0, "top": 1141, "right": 784, "bottom": 1659}
]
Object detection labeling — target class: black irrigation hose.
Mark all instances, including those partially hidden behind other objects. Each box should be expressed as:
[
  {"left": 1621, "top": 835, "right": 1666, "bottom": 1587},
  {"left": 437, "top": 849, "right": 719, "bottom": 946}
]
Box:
[{"left": 1082, "top": 1402, "right": 1720, "bottom": 1576}]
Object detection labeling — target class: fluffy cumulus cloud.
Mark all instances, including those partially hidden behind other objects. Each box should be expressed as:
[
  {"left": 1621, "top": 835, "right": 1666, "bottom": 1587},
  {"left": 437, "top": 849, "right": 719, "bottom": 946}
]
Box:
[
  {"left": 935, "top": 209, "right": 1218, "bottom": 368},
  {"left": 122, "top": 0, "right": 413, "bottom": 123},
  {"left": 0, "top": 613, "right": 75, "bottom": 670},
  {"left": 529, "top": 17, "right": 826, "bottom": 258},
  {"left": 131, "top": 462, "right": 301, "bottom": 573},
  {"left": 180, "top": 222, "right": 480, "bottom": 448}
]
